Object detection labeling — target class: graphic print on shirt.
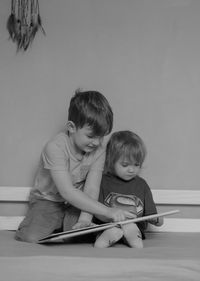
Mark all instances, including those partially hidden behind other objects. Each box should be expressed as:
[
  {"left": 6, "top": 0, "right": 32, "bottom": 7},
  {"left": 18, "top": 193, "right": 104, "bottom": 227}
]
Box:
[{"left": 104, "top": 192, "right": 143, "bottom": 217}]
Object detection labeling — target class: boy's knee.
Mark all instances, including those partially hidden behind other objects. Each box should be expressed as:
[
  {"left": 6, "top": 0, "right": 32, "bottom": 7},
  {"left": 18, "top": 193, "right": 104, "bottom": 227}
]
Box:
[{"left": 15, "top": 230, "right": 40, "bottom": 243}]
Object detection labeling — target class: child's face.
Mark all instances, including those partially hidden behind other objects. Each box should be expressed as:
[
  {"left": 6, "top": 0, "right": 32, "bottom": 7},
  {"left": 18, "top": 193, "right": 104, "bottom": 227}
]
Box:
[
  {"left": 71, "top": 125, "right": 103, "bottom": 155},
  {"left": 114, "top": 157, "right": 141, "bottom": 181}
]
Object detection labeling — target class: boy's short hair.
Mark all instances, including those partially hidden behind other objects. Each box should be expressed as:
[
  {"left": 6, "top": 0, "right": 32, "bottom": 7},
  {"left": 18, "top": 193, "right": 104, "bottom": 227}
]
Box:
[
  {"left": 105, "top": 130, "right": 147, "bottom": 173},
  {"left": 68, "top": 89, "right": 113, "bottom": 137}
]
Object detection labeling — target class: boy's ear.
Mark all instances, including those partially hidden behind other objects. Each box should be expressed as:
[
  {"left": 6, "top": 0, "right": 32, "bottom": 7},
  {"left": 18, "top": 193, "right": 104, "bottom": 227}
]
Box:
[{"left": 66, "top": 121, "right": 76, "bottom": 133}]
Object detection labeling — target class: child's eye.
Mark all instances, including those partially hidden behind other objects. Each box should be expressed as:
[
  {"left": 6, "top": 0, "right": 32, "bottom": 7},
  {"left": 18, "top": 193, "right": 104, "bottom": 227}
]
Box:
[
  {"left": 121, "top": 163, "right": 129, "bottom": 167},
  {"left": 134, "top": 163, "right": 140, "bottom": 167}
]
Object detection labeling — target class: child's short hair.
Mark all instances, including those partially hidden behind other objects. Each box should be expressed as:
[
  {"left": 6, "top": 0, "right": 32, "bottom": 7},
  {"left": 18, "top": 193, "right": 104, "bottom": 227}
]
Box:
[
  {"left": 105, "top": 130, "right": 147, "bottom": 173},
  {"left": 68, "top": 89, "right": 113, "bottom": 137}
]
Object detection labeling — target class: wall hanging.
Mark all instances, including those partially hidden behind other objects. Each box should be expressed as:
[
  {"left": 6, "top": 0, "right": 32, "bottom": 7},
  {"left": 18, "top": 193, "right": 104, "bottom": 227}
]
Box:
[{"left": 7, "top": 0, "right": 46, "bottom": 52}]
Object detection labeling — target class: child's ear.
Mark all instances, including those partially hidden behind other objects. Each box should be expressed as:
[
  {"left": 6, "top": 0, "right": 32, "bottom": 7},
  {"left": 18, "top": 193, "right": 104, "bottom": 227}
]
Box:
[{"left": 66, "top": 121, "right": 76, "bottom": 133}]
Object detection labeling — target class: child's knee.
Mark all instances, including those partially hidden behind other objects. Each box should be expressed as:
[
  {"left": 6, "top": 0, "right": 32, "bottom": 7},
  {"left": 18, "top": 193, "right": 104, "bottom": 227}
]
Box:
[
  {"left": 94, "top": 227, "right": 123, "bottom": 248},
  {"left": 122, "top": 223, "right": 143, "bottom": 248},
  {"left": 122, "top": 222, "right": 138, "bottom": 235},
  {"left": 109, "top": 227, "right": 123, "bottom": 240}
]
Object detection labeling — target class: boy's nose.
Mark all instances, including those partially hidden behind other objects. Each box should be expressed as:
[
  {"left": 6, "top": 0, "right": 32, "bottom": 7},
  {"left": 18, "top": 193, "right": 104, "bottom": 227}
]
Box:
[{"left": 92, "top": 138, "right": 101, "bottom": 146}]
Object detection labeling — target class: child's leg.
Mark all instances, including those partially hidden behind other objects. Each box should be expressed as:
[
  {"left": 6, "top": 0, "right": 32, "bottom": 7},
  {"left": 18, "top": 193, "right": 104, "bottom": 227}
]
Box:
[
  {"left": 15, "top": 199, "right": 65, "bottom": 243},
  {"left": 94, "top": 227, "right": 123, "bottom": 248},
  {"left": 122, "top": 223, "right": 143, "bottom": 248}
]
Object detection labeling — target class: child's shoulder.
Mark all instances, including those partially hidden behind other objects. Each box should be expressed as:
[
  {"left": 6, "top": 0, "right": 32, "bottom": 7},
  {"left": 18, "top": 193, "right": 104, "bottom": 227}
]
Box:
[{"left": 135, "top": 176, "right": 151, "bottom": 189}]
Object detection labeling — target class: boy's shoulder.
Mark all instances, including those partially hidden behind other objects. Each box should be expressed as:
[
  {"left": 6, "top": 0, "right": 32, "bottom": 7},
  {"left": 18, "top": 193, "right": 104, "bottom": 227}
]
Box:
[
  {"left": 44, "top": 132, "right": 67, "bottom": 147},
  {"left": 42, "top": 132, "right": 69, "bottom": 156},
  {"left": 47, "top": 131, "right": 68, "bottom": 144},
  {"left": 44, "top": 132, "right": 106, "bottom": 162}
]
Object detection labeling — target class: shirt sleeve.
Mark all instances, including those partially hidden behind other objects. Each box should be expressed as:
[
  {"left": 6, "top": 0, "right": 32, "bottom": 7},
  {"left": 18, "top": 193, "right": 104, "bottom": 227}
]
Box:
[
  {"left": 98, "top": 175, "right": 106, "bottom": 203},
  {"left": 42, "top": 141, "right": 69, "bottom": 171},
  {"left": 137, "top": 179, "right": 157, "bottom": 236},
  {"left": 82, "top": 148, "right": 106, "bottom": 201},
  {"left": 89, "top": 147, "right": 106, "bottom": 172},
  {"left": 143, "top": 181, "right": 157, "bottom": 216}
]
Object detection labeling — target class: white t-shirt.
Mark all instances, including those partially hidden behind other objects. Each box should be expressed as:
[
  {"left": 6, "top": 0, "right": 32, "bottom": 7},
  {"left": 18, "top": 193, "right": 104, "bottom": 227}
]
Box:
[{"left": 30, "top": 132, "right": 106, "bottom": 202}]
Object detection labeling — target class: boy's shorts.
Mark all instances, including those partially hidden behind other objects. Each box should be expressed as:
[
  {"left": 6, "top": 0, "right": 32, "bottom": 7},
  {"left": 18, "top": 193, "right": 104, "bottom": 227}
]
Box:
[{"left": 15, "top": 198, "right": 81, "bottom": 243}]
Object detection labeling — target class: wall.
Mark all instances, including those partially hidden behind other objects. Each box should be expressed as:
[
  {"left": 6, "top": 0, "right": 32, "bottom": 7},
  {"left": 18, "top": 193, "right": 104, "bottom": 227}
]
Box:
[{"left": 0, "top": 0, "right": 200, "bottom": 190}]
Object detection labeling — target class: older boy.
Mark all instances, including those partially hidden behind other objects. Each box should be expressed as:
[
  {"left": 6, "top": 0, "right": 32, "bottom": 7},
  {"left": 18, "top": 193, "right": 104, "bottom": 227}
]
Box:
[{"left": 16, "top": 90, "right": 135, "bottom": 243}]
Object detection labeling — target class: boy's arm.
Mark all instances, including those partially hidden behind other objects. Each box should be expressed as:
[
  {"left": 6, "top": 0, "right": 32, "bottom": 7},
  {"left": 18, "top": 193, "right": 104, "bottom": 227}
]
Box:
[
  {"left": 50, "top": 169, "right": 135, "bottom": 222},
  {"left": 51, "top": 169, "right": 107, "bottom": 216},
  {"left": 75, "top": 151, "right": 106, "bottom": 227},
  {"left": 75, "top": 169, "right": 103, "bottom": 228},
  {"left": 94, "top": 214, "right": 110, "bottom": 223},
  {"left": 44, "top": 141, "right": 135, "bottom": 223}
]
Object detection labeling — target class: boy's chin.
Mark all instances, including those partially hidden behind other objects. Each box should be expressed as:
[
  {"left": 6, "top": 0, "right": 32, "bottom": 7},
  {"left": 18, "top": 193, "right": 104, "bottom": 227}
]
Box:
[{"left": 84, "top": 146, "right": 97, "bottom": 153}]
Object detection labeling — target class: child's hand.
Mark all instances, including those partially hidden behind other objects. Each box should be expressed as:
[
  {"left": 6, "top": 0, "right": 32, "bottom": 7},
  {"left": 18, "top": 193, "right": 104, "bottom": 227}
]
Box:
[
  {"left": 72, "top": 221, "right": 97, "bottom": 230},
  {"left": 148, "top": 216, "right": 164, "bottom": 226},
  {"left": 107, "top": 207, "right": 136, "bottom": 222},
  {"left": 156, "top": 216, "right": 164, "bottom": 226}
]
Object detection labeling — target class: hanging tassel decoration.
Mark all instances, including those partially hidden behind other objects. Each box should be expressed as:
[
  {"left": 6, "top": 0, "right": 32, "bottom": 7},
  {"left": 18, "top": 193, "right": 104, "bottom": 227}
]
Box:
[
  {"left": 7, "top": 0, "right": 46, "bottom": 52},
  {"left": 6, "top": 0, "right": 18, "bottom": 42}
]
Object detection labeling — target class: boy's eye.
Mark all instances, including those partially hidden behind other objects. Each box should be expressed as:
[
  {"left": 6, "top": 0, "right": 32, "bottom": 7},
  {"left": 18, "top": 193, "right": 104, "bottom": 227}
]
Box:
[
  {"left": 87, "top": 135, "right": 94, "bottom": 139},
  {"left": 86, "top": 132, "right": 96, "bottom": 138}
]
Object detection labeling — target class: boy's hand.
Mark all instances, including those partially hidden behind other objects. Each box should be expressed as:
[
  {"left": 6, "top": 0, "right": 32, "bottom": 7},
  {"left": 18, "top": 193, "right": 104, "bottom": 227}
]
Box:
[
  {"left": 72, "top": 221, "right": 97, "bottom": 230},
  {"left": 107, "top": 207, "right": 136, "bottom": 222}
]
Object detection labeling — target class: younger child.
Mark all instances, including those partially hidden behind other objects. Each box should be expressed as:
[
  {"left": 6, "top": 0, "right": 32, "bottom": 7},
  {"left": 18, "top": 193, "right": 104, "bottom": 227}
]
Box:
[
  {"left": 94, "top": 130, "right": 163, "bottom": 248},
  {"left": 15, "top": 90, "right": 135, "bottom": 243}
]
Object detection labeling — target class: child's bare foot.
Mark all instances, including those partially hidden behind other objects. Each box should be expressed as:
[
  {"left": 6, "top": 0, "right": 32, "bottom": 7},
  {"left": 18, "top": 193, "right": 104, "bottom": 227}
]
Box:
[
  {"left": 94, "top": 227, "right": 123, "bottom": 248},
  {"left": 122, "top": 223, "right": 143, "bottom": 248}
]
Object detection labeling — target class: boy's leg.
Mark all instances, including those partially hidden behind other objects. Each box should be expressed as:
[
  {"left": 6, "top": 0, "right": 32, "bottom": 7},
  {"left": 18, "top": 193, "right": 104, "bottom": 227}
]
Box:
[
  {"left": 122, "top": 223, "right": 143, "bottom": 248},
  {"left": 63, "top": 205, "right": 81, "bottom": 231},
  {"left": 15, "top": 199, "right": 65, "bottom": 243},
  {"left": 94, "top": 227, "right": 123, "bottom": 248},
  {"left": 63, "top": 205, "right": 97, "bottom": 243}
]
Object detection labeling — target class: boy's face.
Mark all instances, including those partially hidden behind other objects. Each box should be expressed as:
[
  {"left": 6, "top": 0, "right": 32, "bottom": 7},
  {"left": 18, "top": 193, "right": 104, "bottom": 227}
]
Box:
[
  {"left": 114, "top": 157, "right": 141, "bottom": 181},
  {"left": 70, "top": 124, "right": 103, "bottom": 155}
]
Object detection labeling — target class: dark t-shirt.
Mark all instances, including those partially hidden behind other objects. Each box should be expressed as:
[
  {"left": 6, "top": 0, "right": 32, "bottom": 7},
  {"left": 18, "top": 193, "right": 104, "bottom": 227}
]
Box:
[{"left": 98, "top": 173, "right": 157, "bottom": 237}]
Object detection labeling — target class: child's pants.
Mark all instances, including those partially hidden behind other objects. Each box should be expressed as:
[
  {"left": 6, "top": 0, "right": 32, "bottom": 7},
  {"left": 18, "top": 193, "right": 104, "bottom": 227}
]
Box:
[{"left": 15, "top": 198, "right": 81, "bottom": 243}]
